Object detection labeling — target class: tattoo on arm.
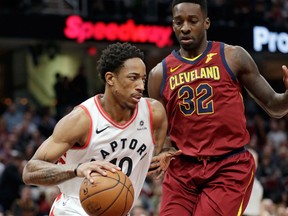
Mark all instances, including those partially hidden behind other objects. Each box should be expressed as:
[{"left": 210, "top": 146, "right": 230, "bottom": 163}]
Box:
[{"left": 25, "top": 160, "right": 75, "bottom": 186}]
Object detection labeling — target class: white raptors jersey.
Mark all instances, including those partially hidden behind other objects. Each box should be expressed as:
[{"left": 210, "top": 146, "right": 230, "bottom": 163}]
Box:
[{"left": 57, "top": 95, "right": 155, "bottom": 208}]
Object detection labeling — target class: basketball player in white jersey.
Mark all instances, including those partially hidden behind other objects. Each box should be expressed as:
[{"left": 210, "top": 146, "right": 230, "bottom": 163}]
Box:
[{"left": 22, "top": 42, "right": 181, "bottom": 215}]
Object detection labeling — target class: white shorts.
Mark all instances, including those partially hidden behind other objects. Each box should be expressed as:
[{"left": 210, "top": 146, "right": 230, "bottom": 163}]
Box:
[
  {"left": 49, "top": 193, "right": 88, "bottom": 216},
  {"left": 49, "top": 193, "right": 131, "bottom": 216}
]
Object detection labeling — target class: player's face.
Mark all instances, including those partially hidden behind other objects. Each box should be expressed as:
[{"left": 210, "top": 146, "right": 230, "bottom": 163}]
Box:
[
  {"left": 110, "top": 57, "right": 146, "bottom": 109},
  {"left": 172, "top": 3, "right": 210, "bottom": 51}
]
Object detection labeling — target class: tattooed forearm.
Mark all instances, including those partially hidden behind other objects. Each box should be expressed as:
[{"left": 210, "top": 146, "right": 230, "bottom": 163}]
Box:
[{"left": 23, "top": 160, "right": 76, "bottom": 186}]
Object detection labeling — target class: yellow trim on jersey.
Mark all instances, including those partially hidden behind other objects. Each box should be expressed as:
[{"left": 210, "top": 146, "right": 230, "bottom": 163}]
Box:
[
  {"left": 237, "top": 170, "right": 255, "bottom": 216},
  {"left": 182, "top": 53, "right": 202, "bottom": 61}
]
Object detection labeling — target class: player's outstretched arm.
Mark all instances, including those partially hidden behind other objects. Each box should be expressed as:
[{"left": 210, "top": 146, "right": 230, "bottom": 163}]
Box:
[{"left": 226, "top": 45, "right": 288, "bottom": 118}]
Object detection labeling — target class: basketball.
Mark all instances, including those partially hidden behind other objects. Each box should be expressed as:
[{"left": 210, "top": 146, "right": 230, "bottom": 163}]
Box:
[{"left": 79, "top": 170, "right": 134, "bottom": 216}]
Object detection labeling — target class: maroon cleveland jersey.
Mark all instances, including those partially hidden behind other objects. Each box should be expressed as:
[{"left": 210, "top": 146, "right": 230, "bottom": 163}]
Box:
[{"left": 161, "top": 41, "right": 250, "bottom": 156}]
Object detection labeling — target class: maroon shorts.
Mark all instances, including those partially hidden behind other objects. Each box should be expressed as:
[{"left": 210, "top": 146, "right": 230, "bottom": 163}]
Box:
[{"left": 159, "top": 148, "right": 255, "bottom": 216}]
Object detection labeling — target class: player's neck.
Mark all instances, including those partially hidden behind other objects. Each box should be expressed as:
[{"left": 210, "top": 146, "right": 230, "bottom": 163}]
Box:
[
  {"left": 99, "top": 94, "right": 135, "bottom": 124},
  {"left": 179, "top": 41, "right": 208, "bottom": 59}
]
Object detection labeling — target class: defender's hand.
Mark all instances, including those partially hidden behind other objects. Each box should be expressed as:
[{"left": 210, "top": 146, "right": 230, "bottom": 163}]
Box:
[{"left": 148, "top": 148, "right": 182, "bottom": 180}]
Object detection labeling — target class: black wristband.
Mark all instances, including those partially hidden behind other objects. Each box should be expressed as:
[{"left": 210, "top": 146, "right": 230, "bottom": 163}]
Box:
[{"left": 74, "top": 163, "right": 82, "bottom": 176}]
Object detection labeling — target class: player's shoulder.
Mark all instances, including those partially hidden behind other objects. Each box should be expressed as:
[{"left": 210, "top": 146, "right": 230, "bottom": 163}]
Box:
[
  {"left": 53, "top": 105, "right": 90, "bottom": 142},
  {"left": 143, "top": 98, "right": 165, "bottom": 111},
  {"left": 223, "top": 43, "right": 247, "bottom": 54},
  {"left": 222, "top": 42, "right": 253, "bottom": 74},
  {"left": 223, "top": 43, "right": 251, "bottom": 62},
  {"left": 149, "top": 61, "right": 163, "bottom": 74},
  {"left": 142, "top": 98, "right": 166, "bottom": 122},
  {"left": 61, "top": 106, "right": 90, "bottom": 125}
]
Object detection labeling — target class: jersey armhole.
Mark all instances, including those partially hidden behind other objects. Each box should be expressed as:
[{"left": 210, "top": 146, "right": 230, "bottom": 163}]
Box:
[
  {"left": 160, "top": 60, "right": 167, "bottom": 98},
  {"left": 220, "top": 42, "right": 237, "bottom": 82},
  {"left": 145, "top": 100, "right": 156, "bottom": 145}
]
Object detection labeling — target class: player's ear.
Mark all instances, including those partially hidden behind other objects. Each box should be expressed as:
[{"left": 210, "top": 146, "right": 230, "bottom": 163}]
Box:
[
  {"left": 205, "top": 17, "right": 210, "bottom": 30},
  {"left": 105, "top": 72, "right": 114, "bottom": 86}
]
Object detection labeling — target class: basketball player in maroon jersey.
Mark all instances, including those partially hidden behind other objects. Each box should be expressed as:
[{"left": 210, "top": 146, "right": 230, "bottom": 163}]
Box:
[{"left": 147, "top": 0, "right": 288, "bottom": 215}]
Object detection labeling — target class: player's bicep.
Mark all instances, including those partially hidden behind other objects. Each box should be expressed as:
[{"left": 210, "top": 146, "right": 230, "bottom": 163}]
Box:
[
  {"left": 32, "top": 107, "right": 90, "bottom": 163},
  {"left": 31, "top": 136, "right": 71, "bottom": 163},
  {"left": 229, "top": 46, "right": 277, "bottom": 111}
]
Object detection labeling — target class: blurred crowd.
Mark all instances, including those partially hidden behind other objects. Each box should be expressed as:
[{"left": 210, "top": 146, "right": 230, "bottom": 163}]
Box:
[
  {"left": 89, "top": 0, "right": 288, "bottom": 28},
  {"left": 0, "top": 89, "right": 287, "bottom": 216},
  {"left": 0, "top": 100, "right": 60, "bottom": 216},
  {"left": 207, "top": 0, "right": 288, "bottom": 28},
  {"left": 1, "top": 0, "right": 288, "bottom": 29}
]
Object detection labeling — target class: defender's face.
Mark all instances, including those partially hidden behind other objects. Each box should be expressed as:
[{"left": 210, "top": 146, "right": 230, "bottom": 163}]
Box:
[
  {"left": 172, "top": 3, "right": 210, "bottom": 51},
  {"left": 110, "top": 57, "right": 146, "bottom": 109}
]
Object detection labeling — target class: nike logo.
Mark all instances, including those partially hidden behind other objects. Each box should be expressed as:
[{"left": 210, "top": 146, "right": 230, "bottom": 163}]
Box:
[
  {"left": 170, "top": 64, "right": 182, "bottom": 73},
  {"left": 96, "top": 126, "right": 109, "bottom": 134}
]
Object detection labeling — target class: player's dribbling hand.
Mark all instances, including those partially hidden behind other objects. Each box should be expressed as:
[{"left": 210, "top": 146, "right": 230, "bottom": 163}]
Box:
[
  {"left": 148, "top": 147, "right": 182, "bottom": 180},
  {"left": 76, "top": 161, "right": 121, "bottom": 184}
]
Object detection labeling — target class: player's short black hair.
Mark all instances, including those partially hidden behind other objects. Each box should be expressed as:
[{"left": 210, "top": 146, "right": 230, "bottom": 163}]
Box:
[
  {"left": 172, "top": 0, "right": 207, "bottom": 16},
  {"left": 97, "top": 42, "right": 144, "bottom": 82}
]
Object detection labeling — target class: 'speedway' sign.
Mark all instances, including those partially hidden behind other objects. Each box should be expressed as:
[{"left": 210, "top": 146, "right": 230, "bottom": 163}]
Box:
[{"left": 64, "top": 15, "right": 173, "bottom": 48}]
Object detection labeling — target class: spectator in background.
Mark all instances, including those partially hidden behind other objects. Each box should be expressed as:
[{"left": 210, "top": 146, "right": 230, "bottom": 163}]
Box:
[
  {"left": 0, "top": 150, "right": 25, "bottom": 214},
  {"left": 258, "top": 143, "right": 285, "bottom": 203},
  {"left": 14, "top": 110, "right": 39, "bottom": 153},
  {"left": 37, "top": 106, "right": 56, "bottom": 139},
  {"left": 260, "top": 198, "right": 277, "bottom": 216},
  {"left": 266, "top": 0, "right": 285, "bottom": 27},
  {"left": 283, "top": 0, "right": 288, "bottom": 28},
  {"left": 138, "top": 177, "right": 155, "bottom": 214},
  {"left": 243, "top": 148, "right": 264, "bottom": 216},
  {"left": 37, "top": 191, "right": 51, "bottom": 216},
  {"left": 53, "top": 73, "right": 71, "bottom": 120},
  {"left": 0, "top": 116, "right": 9, "bottom": 148},
  {"left": 277, "top": 204, "right": 288, "bottom": 216},
  {"left": 267, "top": 119, "right": 287, "bottom": 149},
  {"left": 44, "top": 186, "right": 60, "bottom": 210},
  {"left": 70, "top": 65, "right": 88, "bottom": 106},
  {"left": 54, "top": 72, "right": 62, "bottom": 120},
  {"left": 33, "top": 186, "right": 60, "bottom": 216},
  {"left": 2, "top": 102, "right": 23, "bottom": 133},
  {"left": 10, "top": 185, "right": 38, "bottom": 216},
  {"left": 130, "top": 204, "right": 150, "bottom": 216}
]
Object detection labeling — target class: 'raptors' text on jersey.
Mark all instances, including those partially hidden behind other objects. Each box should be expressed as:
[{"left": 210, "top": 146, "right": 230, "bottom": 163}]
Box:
[
  {"left": 57, "top": 95, "right": 155, "bottom": 208},
  {"left": 161, "top": 41, "right": 250, "bottom": 156}
]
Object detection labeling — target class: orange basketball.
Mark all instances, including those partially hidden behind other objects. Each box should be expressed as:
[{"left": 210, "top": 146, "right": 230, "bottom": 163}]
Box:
[{"left": 79, "top": 170, "right": 134, "bottom": 216}]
